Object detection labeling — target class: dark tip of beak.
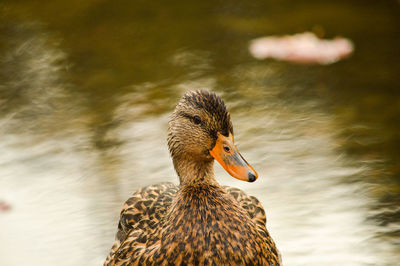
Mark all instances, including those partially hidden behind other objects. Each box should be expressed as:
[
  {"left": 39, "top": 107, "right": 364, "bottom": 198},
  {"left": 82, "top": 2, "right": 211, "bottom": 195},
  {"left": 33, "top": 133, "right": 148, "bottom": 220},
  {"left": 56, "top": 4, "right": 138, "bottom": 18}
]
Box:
[{"left": 248, "top": 172, "right": 256, "bottom": 182}]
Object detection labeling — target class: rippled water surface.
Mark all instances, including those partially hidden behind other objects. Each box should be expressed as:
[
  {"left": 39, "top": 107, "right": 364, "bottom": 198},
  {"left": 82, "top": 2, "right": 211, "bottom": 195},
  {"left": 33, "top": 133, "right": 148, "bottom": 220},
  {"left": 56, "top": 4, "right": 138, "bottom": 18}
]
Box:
[{"left": 1, "top": 1, "right": 400, "bottom": 265}]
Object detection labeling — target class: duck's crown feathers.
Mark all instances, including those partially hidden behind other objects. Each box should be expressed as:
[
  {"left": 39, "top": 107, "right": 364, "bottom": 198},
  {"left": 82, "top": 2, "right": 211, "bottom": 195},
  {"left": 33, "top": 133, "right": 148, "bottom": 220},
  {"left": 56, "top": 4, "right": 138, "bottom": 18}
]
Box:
[{"left": 182, "top": 90, "right": 232, "bottom": 136}]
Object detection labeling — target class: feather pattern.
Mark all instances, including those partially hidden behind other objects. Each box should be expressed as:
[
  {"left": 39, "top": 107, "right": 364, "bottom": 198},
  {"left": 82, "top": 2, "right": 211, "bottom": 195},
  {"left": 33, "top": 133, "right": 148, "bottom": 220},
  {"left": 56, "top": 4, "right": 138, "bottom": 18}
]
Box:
[{"left": 104, "top": 183, "right": 280, "bottom": 265}]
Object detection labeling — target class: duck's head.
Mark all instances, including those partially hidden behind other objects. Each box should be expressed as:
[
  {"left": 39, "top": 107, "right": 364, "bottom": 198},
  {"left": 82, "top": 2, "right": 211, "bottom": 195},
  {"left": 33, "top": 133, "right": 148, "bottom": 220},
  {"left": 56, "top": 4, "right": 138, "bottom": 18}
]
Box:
[{"left": 168, "top": 90, "right": 258, "bottom": 184}]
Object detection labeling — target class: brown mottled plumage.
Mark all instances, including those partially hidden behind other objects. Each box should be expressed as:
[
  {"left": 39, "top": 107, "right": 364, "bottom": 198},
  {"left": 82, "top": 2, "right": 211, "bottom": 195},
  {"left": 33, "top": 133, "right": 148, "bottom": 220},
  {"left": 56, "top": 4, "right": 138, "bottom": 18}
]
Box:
[{"left": 104, "top": 90, "right": 281, "bottom": 265}]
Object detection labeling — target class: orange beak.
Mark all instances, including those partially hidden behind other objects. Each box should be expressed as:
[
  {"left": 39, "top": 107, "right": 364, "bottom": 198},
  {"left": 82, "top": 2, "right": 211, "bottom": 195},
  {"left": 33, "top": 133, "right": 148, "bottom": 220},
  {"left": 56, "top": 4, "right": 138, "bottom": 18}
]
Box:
[{"left": 209, "top": 133, "right": 258, "bottom": 182}]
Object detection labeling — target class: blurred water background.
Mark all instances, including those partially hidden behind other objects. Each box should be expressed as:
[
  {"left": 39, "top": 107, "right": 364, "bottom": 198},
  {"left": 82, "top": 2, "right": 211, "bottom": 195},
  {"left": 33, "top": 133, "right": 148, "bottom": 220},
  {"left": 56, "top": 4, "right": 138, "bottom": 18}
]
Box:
[{"left": 0, "top": 0, "right": 399, "bottom": 265}]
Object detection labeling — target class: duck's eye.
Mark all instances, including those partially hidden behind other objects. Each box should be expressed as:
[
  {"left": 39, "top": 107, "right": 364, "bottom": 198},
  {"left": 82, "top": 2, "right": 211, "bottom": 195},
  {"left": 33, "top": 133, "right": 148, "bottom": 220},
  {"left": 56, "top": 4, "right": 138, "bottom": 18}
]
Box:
[
  {"left": 193, "top": 115, "right": 202, "bottom": 125},
  {"left": 223, "top": 145, "right": 231, "bottom": 153}
]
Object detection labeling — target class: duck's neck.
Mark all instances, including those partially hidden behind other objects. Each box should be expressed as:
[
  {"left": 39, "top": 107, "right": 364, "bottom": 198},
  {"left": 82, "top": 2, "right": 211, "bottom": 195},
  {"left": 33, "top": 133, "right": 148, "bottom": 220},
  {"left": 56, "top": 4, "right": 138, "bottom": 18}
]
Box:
[{"left": 172, "top": 156, "right": 219, "bottom": 187}]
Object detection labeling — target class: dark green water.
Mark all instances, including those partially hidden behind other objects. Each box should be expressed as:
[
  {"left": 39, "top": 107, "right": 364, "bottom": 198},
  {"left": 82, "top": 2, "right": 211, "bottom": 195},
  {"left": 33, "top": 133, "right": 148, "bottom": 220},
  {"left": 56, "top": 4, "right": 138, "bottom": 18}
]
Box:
[{"left": 0, "top": 0, "right": 399, "bottom": 265}]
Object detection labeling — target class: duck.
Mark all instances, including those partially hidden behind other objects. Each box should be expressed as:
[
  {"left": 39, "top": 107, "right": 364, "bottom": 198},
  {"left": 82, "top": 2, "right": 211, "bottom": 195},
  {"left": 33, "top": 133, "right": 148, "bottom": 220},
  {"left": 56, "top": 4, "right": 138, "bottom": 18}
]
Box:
[{"left": 104, "top": 90, "right": 281, "bottom": 265}]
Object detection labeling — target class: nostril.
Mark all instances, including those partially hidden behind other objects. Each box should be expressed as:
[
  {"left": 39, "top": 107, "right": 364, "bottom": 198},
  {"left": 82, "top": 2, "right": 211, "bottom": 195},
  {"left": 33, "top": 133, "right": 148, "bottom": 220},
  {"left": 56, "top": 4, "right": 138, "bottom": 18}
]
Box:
[
  {"left": 248, "top": 173, "right": 256, "bottom": 182},
  {"left": 223, "top": 145, "right": 230, "bottom": 153}
]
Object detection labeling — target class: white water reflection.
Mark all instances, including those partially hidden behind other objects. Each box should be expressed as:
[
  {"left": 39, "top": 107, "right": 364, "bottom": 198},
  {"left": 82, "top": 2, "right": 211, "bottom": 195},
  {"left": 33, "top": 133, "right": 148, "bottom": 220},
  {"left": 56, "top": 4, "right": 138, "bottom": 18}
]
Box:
[
  {"left": 232, "top": 108, "right": 387, "bottom": 266},
  {"left": 0, "top": 26, "right": 398, "bottom": 266}
]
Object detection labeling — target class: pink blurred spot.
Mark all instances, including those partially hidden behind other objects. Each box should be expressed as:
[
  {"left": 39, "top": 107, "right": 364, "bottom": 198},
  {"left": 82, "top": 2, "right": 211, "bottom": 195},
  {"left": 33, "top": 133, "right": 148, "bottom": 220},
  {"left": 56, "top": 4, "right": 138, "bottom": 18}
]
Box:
[
  {"left": 249, "top": 32, "right": 354, "bottom": 65},
  {"left": 0, "top": 201, "right": 11, "bottom": 212}
]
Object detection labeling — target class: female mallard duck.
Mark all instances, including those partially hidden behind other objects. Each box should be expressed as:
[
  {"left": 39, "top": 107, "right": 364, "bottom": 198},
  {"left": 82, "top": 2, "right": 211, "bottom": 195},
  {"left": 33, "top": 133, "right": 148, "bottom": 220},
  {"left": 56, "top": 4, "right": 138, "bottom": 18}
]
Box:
[{"left": 104, "top": 90, "right": 281, "bottom": 265}]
